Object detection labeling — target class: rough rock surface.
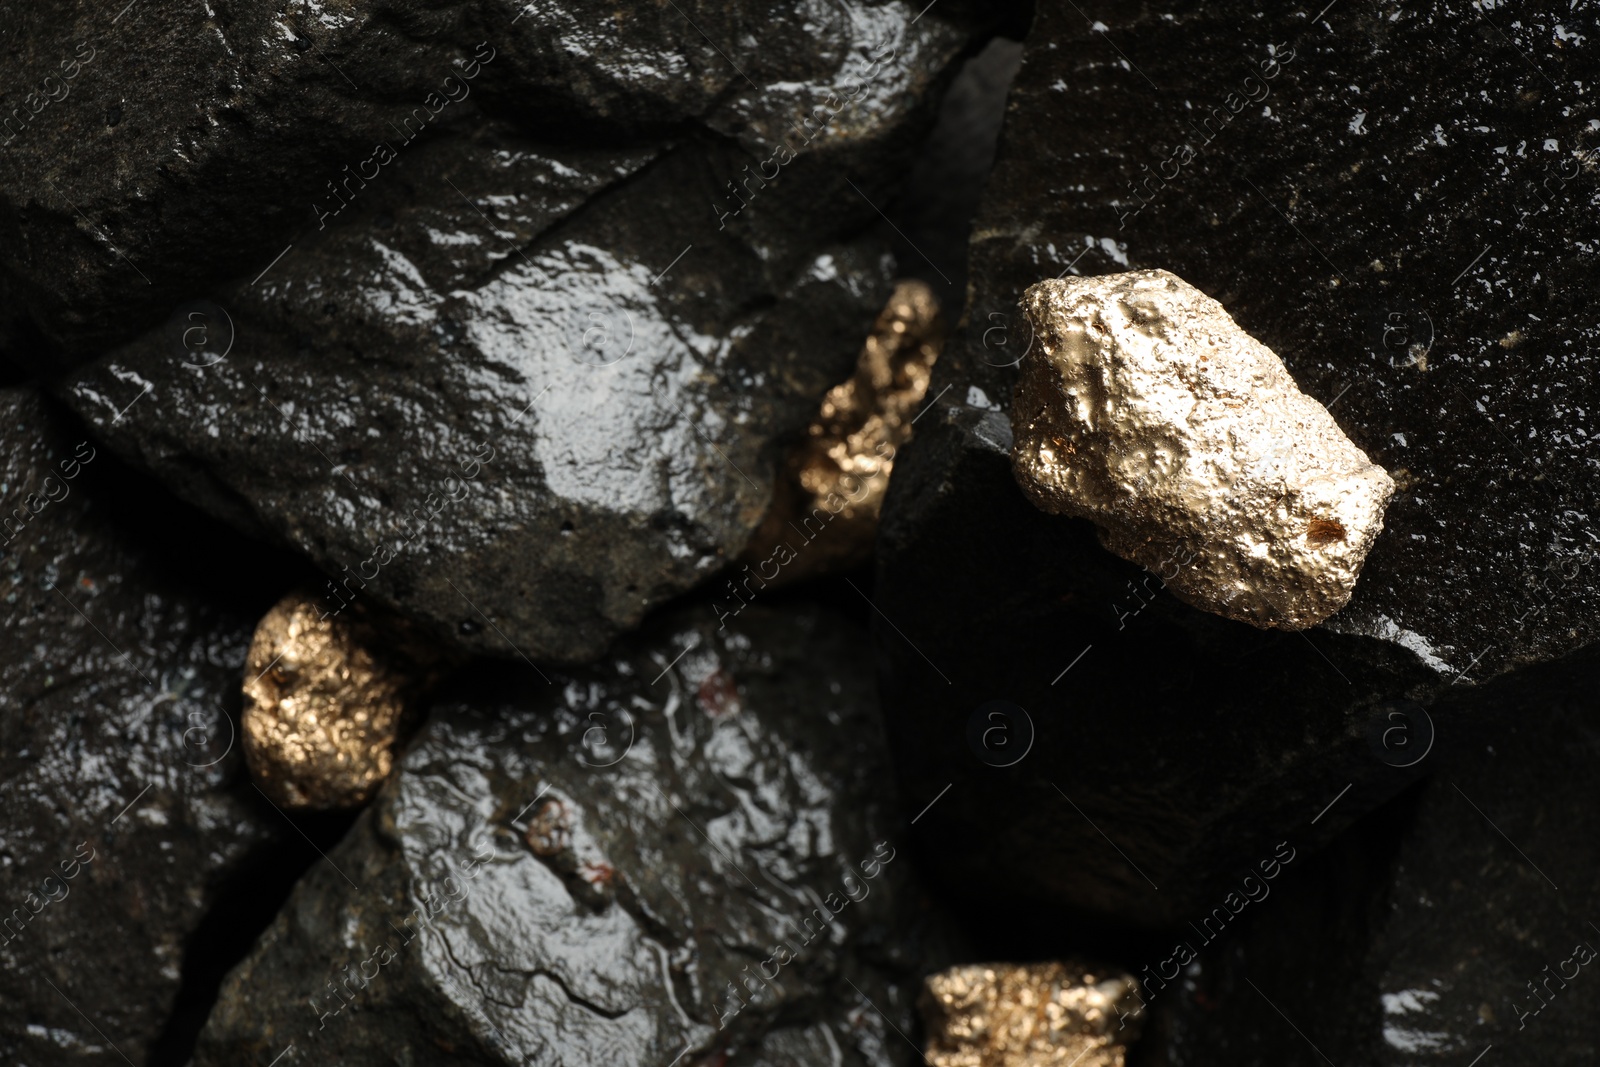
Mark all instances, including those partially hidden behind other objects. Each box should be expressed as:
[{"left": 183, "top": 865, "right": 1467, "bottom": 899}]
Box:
[
  {"left": 1012, "top": 270, "right": 1394, "bottom": 630},
  {"left": 243, "top": 591, "right": 450, "bottom": 810},
  {"left": 920, "top": 962, "right": 1140, "bottom": 1067},
  {"left": 41, "top": 0, "right": 978, "bottom": 663},
  {"left": 0, "top": 387, "right": 281, "bottom": 1065},
  {"left": 1138, "top": 665, "right": 1600, "bottom": 1067},
  {"left": 193, "top": 604, "right": 950, "bottom": 1067},
  {"left": 873, "top": 0, "right": 1600, "bottom": 927}
]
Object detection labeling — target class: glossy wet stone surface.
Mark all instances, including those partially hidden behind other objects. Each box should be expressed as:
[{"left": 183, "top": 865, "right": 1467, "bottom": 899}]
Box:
[
  {"left": 10, "top": 0, "right": 1596, "bottom": 1062},
  {"left": 193, "top": 603, "right": 954, "bottom": 1067},
  {"left": 0, "top": 387, "right": 279, "bottom": 1065},
  {"left": 873, "top": 0, "right": 1600, "bottom": 928},
  {"left": 39, "top": 0, "right": 976, "bottom": 664},
  {"left": 1, "top": 0, "right": 973, "bottom": 367}
]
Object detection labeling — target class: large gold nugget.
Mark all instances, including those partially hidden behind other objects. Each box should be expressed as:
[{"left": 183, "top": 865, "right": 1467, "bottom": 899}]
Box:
[
  {"left": 1011, "top": 269, "right": 1395, "bottom": 630},
  {"left": 920, "top": 961, "right": 1142, "bottom": 1067},
  {"left": 242, "top": 592, "right": 445, "bottom": 809}
]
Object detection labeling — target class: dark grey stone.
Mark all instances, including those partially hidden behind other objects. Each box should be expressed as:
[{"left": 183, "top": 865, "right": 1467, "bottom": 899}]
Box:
[
  {"left": 192, "top": 603, "right": 950, "bottom": 1067},
  {"left": 892, "top": 35, "right": 1025, "bottom": 310},
  {"left": 1, "top": 0, "right": 967, "bottom": 365}
]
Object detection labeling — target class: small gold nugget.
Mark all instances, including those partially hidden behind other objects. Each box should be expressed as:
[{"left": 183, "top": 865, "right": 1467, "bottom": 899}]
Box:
[
  {"left": 242, "top": 592, "right": 446, "bottom": 809},
  {"left": 742, "top": 279, "right": 943, "bottom": 582},
  {"left": 920, "top": 961, "right": 1142, "bottom": 1067}
]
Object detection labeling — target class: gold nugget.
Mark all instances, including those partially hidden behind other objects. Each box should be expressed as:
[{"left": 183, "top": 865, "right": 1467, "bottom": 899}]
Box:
[
  {"left": 920, "top": 962, "right": 1142, "bottom": 1067},
  {"left": 1011, "top": 269, "right": 1395, "bottom": 630},
  {"left": 742, "top": 279, "right": 943, "bottom": 582},
  {"left": 241, "top": 592, "right": 446, "bottom": 809}
]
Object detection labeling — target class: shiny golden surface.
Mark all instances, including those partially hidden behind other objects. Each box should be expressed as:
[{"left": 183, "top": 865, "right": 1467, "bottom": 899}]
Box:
[
  {"left": 1011, "top": 269, "right": 1395, "bottom": 630},
  {"left": 742, "top": 279, "right": 943, "bottom": 581},
  {"left": 242, "top": 592, "right": 444, "bottom": 809},
  {"left": 920, "top": 962, "right": 1142, "bottom": 1067}
]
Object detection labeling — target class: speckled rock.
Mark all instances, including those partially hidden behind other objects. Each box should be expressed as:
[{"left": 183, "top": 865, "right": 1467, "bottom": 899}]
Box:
[
  {"left": 38, "top": 0, "right": 980, "bottom": 663},
  {"left": 873, "top": 0, "right": 1600, "bottom": 928},
  {"left": 192, "top": 603, "right": 952, "bottom": 1067},
  {"left": 0, "top": 387, "right": 280, "bottom": 1065},
  {"left": 963, "top": 0, "right": 1600, "bottom": 681}
]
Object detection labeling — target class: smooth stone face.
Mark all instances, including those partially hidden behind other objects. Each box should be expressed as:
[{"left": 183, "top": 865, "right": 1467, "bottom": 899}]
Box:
[
  {"left": 0, "top": 0, "right": 970, "bottom": 367},
  {"left": 55, "top": 5, "right": 972, "bottom": 664},
  {"left": 890, "top": 35, "right": 1026, "bottom": 311},
  {"left": 193, "top": 604, "right": 948, "bottom": 1067},
  {"left": 0, "top": 387, "right": 278, "bottom": 1066},
  {"left": 1012, "top": 270, "right": 1395, "bottom": 631}
]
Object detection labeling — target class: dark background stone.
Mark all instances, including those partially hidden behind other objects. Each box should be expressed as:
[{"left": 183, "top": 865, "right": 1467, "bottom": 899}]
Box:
[
  {"left": 877, "top": 404, "right": 1439, "bottom": 930},
  {"left": 0, "top": 0, "right": 990, "bottom": 368},
  {"left": 44, "top": 0, "right": 996, "bottom": 665},
  {"left": 892, "top": 35, "right": 1026, "bottom": 311},
  {"left": 10, "top": 0, "right": 1595, "bottom": 1062},
  {"left": 1135, "top": 653, "right": 1600, "bottom": 1067}
]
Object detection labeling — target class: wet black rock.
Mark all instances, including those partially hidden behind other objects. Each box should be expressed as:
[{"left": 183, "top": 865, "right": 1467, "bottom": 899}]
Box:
[
  {"left": 0, "top": 387, "right": 280, "bottom": 1065},
  {"left": 1139, "top": 659, "right": 1600, "bottom": 1067},
  {"left": 2, "top": 0, "right": 970, "bottom": 365},
  {"left": 192, "top": 603, "right": 949, "bottom": 1067},
  {"left": 48, "top": 0, "right": 981, "bottom": 664},
  {"left": 874, "top": 1, "right": 1600, "bottom": 928}
]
